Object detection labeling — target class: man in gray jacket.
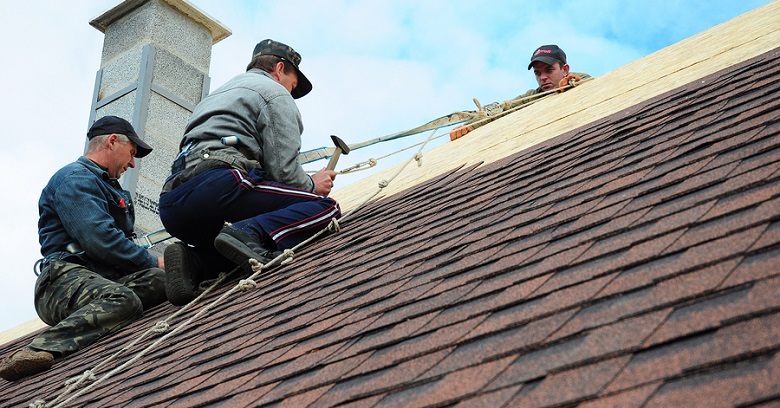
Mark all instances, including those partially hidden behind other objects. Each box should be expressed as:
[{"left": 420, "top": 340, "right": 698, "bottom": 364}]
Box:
[{"left": 159, "top": 39, "right": 339, "bottom": 305}]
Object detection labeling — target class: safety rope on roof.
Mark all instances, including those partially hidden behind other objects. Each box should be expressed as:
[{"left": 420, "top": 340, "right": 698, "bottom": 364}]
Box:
[
  {"left": 32, "top": 77, "right": 590, "bottom": 408},
  {"left": 31, "top": 130, "right": 444, "bottom": 408},
  {"left": 309, "top": 77, "right": 591, "bottom": 175}
]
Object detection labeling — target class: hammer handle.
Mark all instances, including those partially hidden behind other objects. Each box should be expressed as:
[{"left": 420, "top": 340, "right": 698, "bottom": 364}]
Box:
[{"left": 326, "top": 150, "right": 342, "bottom": 171}]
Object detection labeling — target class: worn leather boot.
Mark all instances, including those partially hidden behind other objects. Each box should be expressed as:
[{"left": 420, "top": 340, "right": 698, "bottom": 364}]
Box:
[{"left": 0, "top": 348, "right": 54, "bottom": 381}]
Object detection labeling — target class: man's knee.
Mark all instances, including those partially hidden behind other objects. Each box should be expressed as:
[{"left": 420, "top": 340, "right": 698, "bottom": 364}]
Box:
[
  {"left": 124, "top": 267, "right": 167, "bottom": 310},
  {"left": 99, "top": 285, "right": 145, "bottom": 322}
]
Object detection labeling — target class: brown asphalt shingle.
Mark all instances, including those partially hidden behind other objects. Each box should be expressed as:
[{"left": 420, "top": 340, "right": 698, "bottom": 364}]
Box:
[{"left": 2, "top": 44, "right": 780, "bottom": 408}]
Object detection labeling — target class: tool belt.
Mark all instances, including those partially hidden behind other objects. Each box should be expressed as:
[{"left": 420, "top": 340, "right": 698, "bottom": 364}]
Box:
[{"left": 161, "top": 142, "right": 261, "bottom": 194}]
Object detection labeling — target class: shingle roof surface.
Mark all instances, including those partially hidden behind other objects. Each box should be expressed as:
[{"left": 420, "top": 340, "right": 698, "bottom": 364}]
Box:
[{"left": 2, "top": 46, "right": 780, "bottom": 408}]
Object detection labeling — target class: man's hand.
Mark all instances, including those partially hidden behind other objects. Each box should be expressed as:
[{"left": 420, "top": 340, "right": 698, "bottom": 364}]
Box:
[
  {"left": 557, "top": 73, "right": 583, "bottom": 92},
  {"left": 312, "top": 168, "right": 337, "bottom": 197},
  {"left": 157, "top": 255, "right": 165, "bottom": 270},
  {"left": 449, "top": 125, "right": 473, "bottom": 141}
]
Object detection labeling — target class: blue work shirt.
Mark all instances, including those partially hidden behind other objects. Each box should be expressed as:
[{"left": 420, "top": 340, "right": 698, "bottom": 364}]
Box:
[{"left": 38, "top": 156, "right": 157, "bottom": 279}]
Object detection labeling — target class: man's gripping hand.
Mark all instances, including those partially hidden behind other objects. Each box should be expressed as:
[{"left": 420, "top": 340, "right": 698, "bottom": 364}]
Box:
[
  {"left": 557, "top": 73, "right": 583, "bottom": 92},
  {"left": 312, "top": 168, "right": 337, "bottom": 197}
]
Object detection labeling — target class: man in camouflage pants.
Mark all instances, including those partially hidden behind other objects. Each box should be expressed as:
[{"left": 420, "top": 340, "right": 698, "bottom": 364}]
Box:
[{"left": 0, "top": 116, "right": 167, "bottom": 382}]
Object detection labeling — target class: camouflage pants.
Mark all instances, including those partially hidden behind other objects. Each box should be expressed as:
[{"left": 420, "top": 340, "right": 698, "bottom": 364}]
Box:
[{"left": 29, "top": 259, "right": 166, "bottom": 358}]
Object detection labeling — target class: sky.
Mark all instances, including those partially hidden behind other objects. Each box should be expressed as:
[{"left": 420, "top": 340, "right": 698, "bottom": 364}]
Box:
[{"left": 0, "top": 0, "right": 771, "bottom": 334}]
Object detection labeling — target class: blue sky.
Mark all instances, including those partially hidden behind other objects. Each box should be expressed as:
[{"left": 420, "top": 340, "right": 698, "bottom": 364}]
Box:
[{"left": 0, "top": 0, "right": 771, "bottom": 334}]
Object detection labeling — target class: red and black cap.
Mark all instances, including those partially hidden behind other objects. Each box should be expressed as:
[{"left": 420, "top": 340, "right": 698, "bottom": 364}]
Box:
[{"left": 528, "top": 45, "right": 567, "bottom": 70}]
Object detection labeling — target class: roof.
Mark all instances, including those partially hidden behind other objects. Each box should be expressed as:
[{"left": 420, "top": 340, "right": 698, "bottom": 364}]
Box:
[
  {"left": 2, "top": 3, "right": 780, "bottom": 407},
  {"left": 332, "top": 0, "right": 780, "bottom": 211}
]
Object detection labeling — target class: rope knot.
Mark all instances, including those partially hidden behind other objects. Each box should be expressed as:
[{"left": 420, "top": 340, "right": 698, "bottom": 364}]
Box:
[
  {"left": 238, "top": 279, "right": 257, "bottom": 291},
  {"left": 378, "top": 180, "right": 389, "bottom": 188},
  {"left": 328, "top": 218, "right": 341, "bottom": 233},
  {"left": 281, "top": 249, "right": 295, "bottom": 265},
  {"left": 65, "top": 370, "right": 96, "bottom": 387},
  {"left": 413, "top": 153, "right": 423, "bottom": 167},
  {"left": 151, "top": 321, "right": 169, "bottom": 333},
  {"left": 368, "top": 159, "right": 378, "bottom": 167},
  {"left": 248, "top": 258, "right": 264, "bottom": 272},
  {"left": 30, "top": 400, "right": 47, "bottom": 408}
]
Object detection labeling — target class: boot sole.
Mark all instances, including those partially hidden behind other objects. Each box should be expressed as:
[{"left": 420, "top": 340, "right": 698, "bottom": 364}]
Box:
[{"left": 164, "top": 243, "right": 197, "bottom": 306}]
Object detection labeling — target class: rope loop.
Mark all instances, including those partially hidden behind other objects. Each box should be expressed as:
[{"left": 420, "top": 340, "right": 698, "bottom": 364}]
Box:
[
  {"left": 378, "top": 180, "right": 389, "bottom": 189},
  {"left": 64, "top": 370, "right": 96, "bottom": 387},
  {"left": 281, "top": 249, "right": 295, "bottom": 266},
  {"left": 338, "top": 158, "right": 378, "bottom": 175},
  {"left": 237, "top": 279, "right": 257, "bottom": 291},
  {"left": 151, "top": 321, "right": 169, "bottom": 334},
  {"left": 328, "top": 218, "right": 341, "bottom": 233},
  {"left": 413, "top": 153, "right": 423, "bottom": 167},
  {"left": 248, "top": 258, "right": 264, "bottom": 273}
]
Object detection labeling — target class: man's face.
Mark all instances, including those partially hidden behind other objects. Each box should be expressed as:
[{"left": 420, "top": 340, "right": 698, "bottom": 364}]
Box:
[
  {"left": 108, "top": 135, "right": 137, "bottom": 179},
  {"left": 532, "top": 61, "right": 570, "bottom": 91},
  {"left": 277, "top": 68, "right": 299, "bottom": 96}
]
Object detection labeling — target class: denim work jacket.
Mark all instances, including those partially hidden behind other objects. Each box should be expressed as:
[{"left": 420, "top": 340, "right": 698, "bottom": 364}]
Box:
[{"left": 38, "top": 156, "right": 157, "bottom": 279}]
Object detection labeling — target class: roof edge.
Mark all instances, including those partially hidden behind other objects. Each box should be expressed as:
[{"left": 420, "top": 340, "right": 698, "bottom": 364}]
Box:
[{"left": 331, "top": 0, "right": 780, "bottom": 211}]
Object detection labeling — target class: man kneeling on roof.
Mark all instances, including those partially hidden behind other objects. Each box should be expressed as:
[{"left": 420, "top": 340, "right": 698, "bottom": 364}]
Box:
[
  {"left": 159, "top": 39, "right": 340, "bottom": 306},
  {"left": 450, "top": 44, "right": 591, "bottom": 140},
  {"left": 0, "top": 116, "right": 167, "bottom": 381}
]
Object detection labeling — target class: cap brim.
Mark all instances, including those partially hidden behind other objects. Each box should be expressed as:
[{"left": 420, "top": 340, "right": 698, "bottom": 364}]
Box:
[
  {"left": 127, "top": 134, "right": 153, "bottom": 158},
  {"left": 291, "top": 69, "right": 312, "bottom": 99},
  {"left": 527, "top": 56, "right": 560, "bottom": 70}
]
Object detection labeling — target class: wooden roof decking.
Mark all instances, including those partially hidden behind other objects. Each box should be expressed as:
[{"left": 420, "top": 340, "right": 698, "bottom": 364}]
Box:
[{"left": 1, "top": 2, "right": 779, "bottom": 407}]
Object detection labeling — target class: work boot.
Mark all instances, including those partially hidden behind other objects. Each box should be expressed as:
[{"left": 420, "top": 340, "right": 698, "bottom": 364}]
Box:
[
  {"left": 214, "top": 225, "right": 279, "bottom": 274},
  {"left": 0, "top": 348, "right": 54, "bottom": 381},
  {"left": 164, "top": 242, "right": 202, "bottom": 306}
]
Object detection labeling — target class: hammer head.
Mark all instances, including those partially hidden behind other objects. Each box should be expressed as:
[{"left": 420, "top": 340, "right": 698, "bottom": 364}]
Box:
[{"left": 330, "top": 135, "right": 350, "bottom": 155}]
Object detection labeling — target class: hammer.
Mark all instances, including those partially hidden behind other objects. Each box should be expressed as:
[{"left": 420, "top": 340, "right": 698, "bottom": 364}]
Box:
[{"left": 326, "top": 135, "right": 350, "bottom": 171}]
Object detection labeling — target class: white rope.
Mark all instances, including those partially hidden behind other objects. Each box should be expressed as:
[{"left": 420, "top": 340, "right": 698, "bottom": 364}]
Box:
[
  {"left": 32, "top": 79, "right": 593, "bottom": 406},
  {"left": 39, "top": 269, "right": 234, "bottom": 407},
  {"left": 63, "top": 370, "right": 96, "bottom": 387},
  {"left": 151, "top": 321, "right": 169, "bottom": 333},
  {"left": 237, "top": 279, "right": 257, "bottom": 291},
  {"left": 308, "top": 79, "right": 591, "bottom": 177},
  {"left": 280, "top": 249, "right": 295, "bottom": 266},
  {"left": 328, "top": 218, "right": 341, "bottom": 233}
]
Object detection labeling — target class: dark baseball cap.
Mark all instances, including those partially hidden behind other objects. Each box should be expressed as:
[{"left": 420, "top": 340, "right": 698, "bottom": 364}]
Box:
[
  {"left": 250, "top": 39, "right": 312, "bottom": 99},
  {"left": 87, "top": 116, "right": 152, "bottom": 158},
  {"left": 528, "top": 45, "right": 567, "bottom": 70}
]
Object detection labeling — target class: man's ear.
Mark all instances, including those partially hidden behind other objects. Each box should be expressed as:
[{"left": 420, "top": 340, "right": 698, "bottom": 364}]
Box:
[
  {"left": 275, "top": 61, "right": 286, "bottom": 75},
  {"left": 562, "top": 63, "right": 570, "bottom": 76},
  {"left": 269, "top": 61, "right": 285, "bottom": 82},
  {"left": 106, "top": 133, "right": 121, "bottom": 150}
]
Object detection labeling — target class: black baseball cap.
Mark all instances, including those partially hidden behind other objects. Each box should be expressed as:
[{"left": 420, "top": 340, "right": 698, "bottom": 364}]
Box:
[
  {"left": 250, "top": 39, "right": 313, "bottom": 99},
  {"left": 528, "top": 45, "right": 567, "bottom": 70},
  {"left": 87, "top": 116, "right": 152, "bottom": 158}
]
